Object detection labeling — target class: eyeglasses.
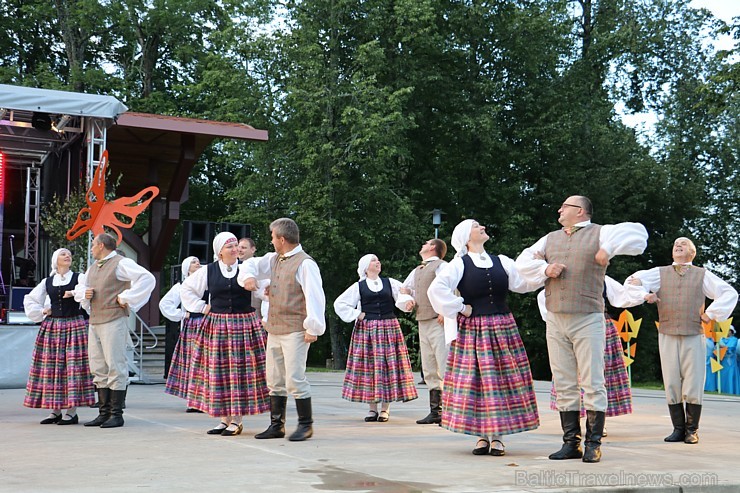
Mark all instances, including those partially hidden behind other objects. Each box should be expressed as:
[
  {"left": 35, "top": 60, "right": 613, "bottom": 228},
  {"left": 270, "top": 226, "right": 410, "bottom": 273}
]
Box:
[{"left": 561, "top": 203, "right": 582, "bottom": 209}]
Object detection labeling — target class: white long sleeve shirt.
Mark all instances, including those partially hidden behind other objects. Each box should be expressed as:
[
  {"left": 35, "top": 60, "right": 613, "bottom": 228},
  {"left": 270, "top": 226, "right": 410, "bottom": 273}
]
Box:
[
  {"left": 428, "top": 253, "right": 534, "bottom": 320},
  {"left": 399, "top": 256, "right": 446, "bottom": 300},
  {"left": 74, "top": 253, "right": 155, "bottom": 314},
  {"left": 159, "top": 283, "right": 184, "bottom": 323},
  {"left": 536, "top": 275, "right": 646, "bottom": 321},
  {"left": 627, "top": 263, "right": 738, "bottom": 321},
  {"left": 237, "top": 246, "right": 326, "bottom": 337},
  {"left": 24, "top": 271, "right": 85, "bottom": 323},
  {"left": 334, "top": 277, "right": 413, "bottom": 323},
  {"left": 515, "top": 221, "right": 648, "bottom": 289}
]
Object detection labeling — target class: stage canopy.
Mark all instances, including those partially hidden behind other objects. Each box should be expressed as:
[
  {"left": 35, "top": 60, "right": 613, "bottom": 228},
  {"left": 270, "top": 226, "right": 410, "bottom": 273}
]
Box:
[{"left": 0, "top": 84, "right": 128, "bottom": 119}]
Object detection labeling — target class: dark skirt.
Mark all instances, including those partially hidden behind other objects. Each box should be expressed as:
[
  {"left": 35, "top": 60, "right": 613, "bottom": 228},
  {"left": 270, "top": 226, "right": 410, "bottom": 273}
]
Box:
[
  {"left": 24, "top": 315, "right": 95, "bottom": 409},
  {"left": 342, "top": 318, "right": 418, "bottom": 403},
  {"left": 165, "top": 315, "right": 205, "bottom": 399},
  {"left": 442, "top": 313, "right": 539, "bottom": 437},
  {"left": 186, "top": 311, "right": 269, "bottom": 417}
]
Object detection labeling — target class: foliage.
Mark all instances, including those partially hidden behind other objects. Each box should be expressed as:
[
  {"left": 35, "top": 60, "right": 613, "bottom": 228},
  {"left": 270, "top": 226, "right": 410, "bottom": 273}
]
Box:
[{"left": 7, "top": 0, "right": 738, "bottom": 382}]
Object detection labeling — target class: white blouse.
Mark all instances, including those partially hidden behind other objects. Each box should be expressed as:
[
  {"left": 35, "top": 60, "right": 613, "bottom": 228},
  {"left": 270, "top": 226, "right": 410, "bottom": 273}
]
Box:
[
  {"left": 334, "top": 277, "right": 413, "bottom": 323},
  {"left": 159, "top": 282, "right": 184, "bottom": 323},
  {"left": 24, "top": 271, "right": 85, "bottom": 323}
]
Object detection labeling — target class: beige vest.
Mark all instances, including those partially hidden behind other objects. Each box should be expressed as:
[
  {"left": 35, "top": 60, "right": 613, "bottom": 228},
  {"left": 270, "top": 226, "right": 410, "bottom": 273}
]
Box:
[
  {"left": 266, "top": 251, "right": 311, "bottom": 335},
  {"left": 656, "top": 265, "right": 705, "bottom": 336},
  {"left": 544, "top": 224, "right": 605, "bottom": 313},
  {"left": 414, "top": 259, "right": 443, "bottom": 321},
  {"left": 87, "top": 255, "right": 130, "bottom": 324}
]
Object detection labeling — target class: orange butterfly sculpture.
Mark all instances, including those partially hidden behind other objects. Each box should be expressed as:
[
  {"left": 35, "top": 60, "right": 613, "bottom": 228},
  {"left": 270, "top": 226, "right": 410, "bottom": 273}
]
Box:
[{"left": 66, "top": 150, "right": 159, "bottom": 245}]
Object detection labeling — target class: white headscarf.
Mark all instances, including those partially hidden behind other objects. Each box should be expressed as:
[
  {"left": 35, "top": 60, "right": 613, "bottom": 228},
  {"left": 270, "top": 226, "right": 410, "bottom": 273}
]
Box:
[
  {"left": 451, "top": 219, "right": 475, "bottom": 258},
  {"left": 181, "top": 256, "right": 198, "bottom": 280},
  {"left": 50, "top": 248, "right": 72, "bottom": 276},
  {"left": 212, "top": 232, "right": 237, "bottom": 262},
  {"left": 357, "top": 254, "right": 376, "bottom": 281}
]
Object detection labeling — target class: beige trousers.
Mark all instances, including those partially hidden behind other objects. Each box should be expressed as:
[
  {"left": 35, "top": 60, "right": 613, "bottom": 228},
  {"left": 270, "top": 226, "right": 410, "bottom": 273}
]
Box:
[
  {"left": 547, "top": 312, "right": 607, "bottom": 412},
  {"left": 88, "top": 316, "right": 129, "bottom": 391},
  {"left": 266, "top": 331, "right": 311, "bottom": 399},
  {"left": 418, "top": 318, "right": 449, "bottom": 390},
  {"left": 658, "top": 332, "right": 705, "bottom": 405}
]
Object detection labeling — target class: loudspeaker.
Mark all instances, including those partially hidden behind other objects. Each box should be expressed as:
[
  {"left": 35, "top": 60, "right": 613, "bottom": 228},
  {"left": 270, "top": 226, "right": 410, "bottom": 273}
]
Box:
[
  {"left": 31, "top": 112, "right": 52, "bottom": 131},
  {"left": 180, "top": 221, "right": 216, "bottom": 263},
  {"left": 220, "top": 222, "right": 251, "bottom": 242},
  {"left": 9, "top": 286, "right": 33, "bottom": 311},
  {"left": 179, "top": 221, "right": 252, "bottom": 264}
]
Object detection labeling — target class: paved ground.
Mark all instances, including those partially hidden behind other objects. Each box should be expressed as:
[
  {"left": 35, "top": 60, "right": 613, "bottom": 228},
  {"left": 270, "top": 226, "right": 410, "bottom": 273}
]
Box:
[{"left": 1, "top": 372, "right": 739, "bottom": 493}]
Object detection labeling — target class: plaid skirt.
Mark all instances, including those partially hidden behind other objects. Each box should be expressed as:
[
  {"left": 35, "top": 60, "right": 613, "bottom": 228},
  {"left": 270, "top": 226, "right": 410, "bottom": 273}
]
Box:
[
  {"left": 186, "top": 311, "right": 269, "bottom": 417},
  {"left": 24, "top": 315, "right": 95, "bottom": 409},
  {"left": 165, "top": 315, "right": 205, "bottom": 399},
  {"left": 442, "top": 313, "right": 539, "bottom": 437},
  {"left": 342, "top": 317, "right": 418, "bottom": 403},
  {"left": 549, "top": 316, "right": 633, "bottom": 417}
]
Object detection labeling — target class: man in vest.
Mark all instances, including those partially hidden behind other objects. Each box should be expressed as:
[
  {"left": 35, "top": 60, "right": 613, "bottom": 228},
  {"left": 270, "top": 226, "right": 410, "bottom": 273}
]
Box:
[
  {"left": 400, "top": 238, "right": 449, "bottom": 424},
  {"left": 516, "top": 195, "right": 647, "bottom": 462},
  {"left": 75, "top": 233, "right": 155, "bottom": 428},
  {"left": 627, "top": 237, "right": 737, "bottom": 444},
  {"left": 238, "top": 237, "right": 264, "bottom": 316},
  {"left": 239, "top": 218, "right": 326, "bottom": 441}
]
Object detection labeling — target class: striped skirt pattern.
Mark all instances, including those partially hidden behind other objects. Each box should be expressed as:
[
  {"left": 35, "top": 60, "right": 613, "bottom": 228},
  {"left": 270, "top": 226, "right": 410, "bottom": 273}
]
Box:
[
  {"left": 342, "top": 318, "right": 418, "bottom": 403},
  {"left": 186, "top": 312, "right": 269, "bottom": 417},
  {"left": 24, "top": 315, "right": 95, "bottom": 409},
  {"left": 549, "top": 316, "right": 633, "bottom": 417},
  {"left": 442, "top": 313, "right": 539, "bottom": 437},
  {"left": 165, "top": 315, "right": 205, "bottom": 399}
]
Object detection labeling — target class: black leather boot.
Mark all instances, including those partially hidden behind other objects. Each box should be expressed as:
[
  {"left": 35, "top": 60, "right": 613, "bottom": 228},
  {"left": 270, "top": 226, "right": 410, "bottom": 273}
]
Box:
[
  {"left": 549, "top": 411, "right": 583, "bottom": 460},
  {"left": 90, "top": 385, "right": 100, "bottom": 408},
  {"left": 664, "top": 403, "right": 686, "bottom": 442},
  {"left": 582, "top": 410, "right": 605, "bottom": 463},
  {"left": 100, "top": 390, "right": 126, "bottom": 428},
  {"left": 288, "top": 398, "right": 313, "bottom": 441},
  {"left": 255, "top": 395, "right": 287, "bottom": 439},
  {"left": 684, "top": 403, "right": 702, "bottom": 444},
  {"left": 416, "top": 389, "right": 442, "bottom": 424},
  {"left": 84, "top": 388, "right": 111, "bottom": 427}
]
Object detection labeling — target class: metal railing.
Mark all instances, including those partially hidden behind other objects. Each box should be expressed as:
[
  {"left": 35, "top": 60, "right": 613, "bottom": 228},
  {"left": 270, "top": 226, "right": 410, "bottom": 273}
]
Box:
[{"left": 129, "top": 312, "right": 161, "bottom": 384}]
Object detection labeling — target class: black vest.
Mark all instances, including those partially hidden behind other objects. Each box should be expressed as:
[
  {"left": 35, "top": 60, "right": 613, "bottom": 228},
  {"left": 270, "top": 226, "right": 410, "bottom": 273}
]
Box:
[
  {"left": 207, "top": 262, "right": 254, "bottom": 314},
  {"left": 46, "top": 273, "right": 83, "bottom": 318},
  {"left": 458, "top": 255, "right": 509, "bottom": 316},
  {"left": 359, "top": 278, "right": 396, "bottom": 320}
]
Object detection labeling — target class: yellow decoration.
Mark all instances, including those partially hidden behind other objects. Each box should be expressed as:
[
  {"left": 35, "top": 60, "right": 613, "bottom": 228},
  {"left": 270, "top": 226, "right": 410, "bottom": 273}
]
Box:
[
  {"left": 622, "top": 354, "right": 634, "bottom": 367},
  {"left": 710, "top": 358, "right": 724, "bottom": 374},
  {"left": 719, "top": 347, "right": 728, "bottom": 361},
  {"left": 630, "top": 344, "right": 637, "bottom": 357}
]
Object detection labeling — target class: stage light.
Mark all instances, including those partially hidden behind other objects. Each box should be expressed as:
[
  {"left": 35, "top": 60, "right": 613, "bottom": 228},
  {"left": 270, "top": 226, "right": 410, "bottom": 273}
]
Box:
[
  {"left": 53, "top": 114, "right": 72, "bottom": 132},
  {"left": 31, "top": 112, "right": 52, "bottom": 131},
  {"left": 0, "top": 151, "right": 4, "bottom": 205}
]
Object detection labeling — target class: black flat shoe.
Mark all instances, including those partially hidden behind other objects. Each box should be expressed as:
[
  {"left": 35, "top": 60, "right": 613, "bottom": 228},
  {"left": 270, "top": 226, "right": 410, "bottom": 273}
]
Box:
[
  {"left": 40, "top": 413, "right": 62, "bottom": 424},
  {"left": 57, "top": 414, "right": 79, "bottom": 425},
  {"left": 364, "top": 410, "right": 379, "bottom": 422},
  {"left": 490, "top": 440, "right": 506, "bottom": 456},
  {"left": 472, "top": 439, "right": 490, "bottom": 455},
  {"left": 221, "top": 423, "right": 243, "bottom": 436},
  {"left": 207, "top": 422, "right": 229, "bottom": 435},
  {"left": 186, "top": 408, "right": 204, "bottom": 413}
]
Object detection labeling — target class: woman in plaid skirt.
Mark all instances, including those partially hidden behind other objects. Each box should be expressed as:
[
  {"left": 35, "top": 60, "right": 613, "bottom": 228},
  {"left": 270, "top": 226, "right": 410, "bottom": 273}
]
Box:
[
  {"left": 541, "top": 276, "right": 644, "bottom": 423},
  {"left": 181, "top": 232, "right": 269, "bottom": 436},
  {"left": 23, "top": 248, "right": 94, "bottom": 424},
  {"left": 160, "top": 256, "right": 205, "bottom": 412},
  {"left": 428, "top": 219, "right": 539, "bottom": 456},
  {"left": 335, "top": 254, "right": 417, "bottom": 422}
]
